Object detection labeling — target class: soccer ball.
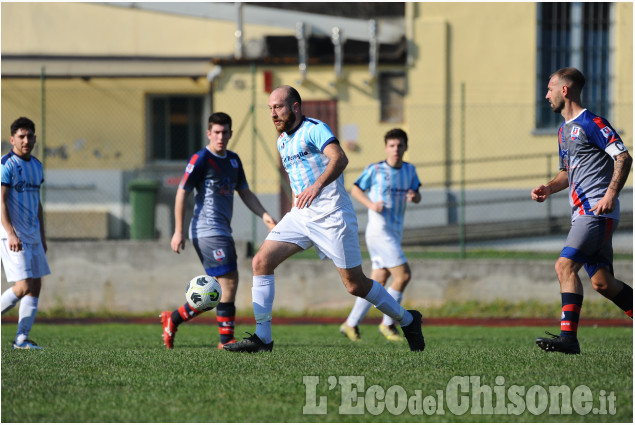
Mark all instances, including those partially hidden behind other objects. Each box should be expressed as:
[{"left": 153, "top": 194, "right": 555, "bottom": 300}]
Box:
[{"left": 185, "top": 275, "right": 222, "bottom": 312}]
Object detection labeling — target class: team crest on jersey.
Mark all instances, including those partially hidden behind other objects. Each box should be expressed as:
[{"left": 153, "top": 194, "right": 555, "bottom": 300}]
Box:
[
  {"left": 230, "top": 159, "right": 239, "bottom": 168},
  {"left": 185, "top": 163, "right": 195, "bottom": 174},
  {"left": 570, "top": 127, "right": 580, "bottom": 141},
  {"left": 600, "top": 126, "right": 612, "bottom": 139},
  {"left": 213, "top": 249, "right": 226, "bottom": 262}
]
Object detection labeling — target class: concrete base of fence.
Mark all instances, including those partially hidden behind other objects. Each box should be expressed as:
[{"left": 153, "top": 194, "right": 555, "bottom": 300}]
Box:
[{"left": 1, "top": 240, "right": 632, "bottom": 314}]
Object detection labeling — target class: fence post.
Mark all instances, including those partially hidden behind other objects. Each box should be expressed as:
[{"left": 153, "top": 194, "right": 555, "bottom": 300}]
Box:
[
  {"left": 459, "top": 82, "right": 466, "bottom": 259},
  {"left": 40, "top": 66, "right": 47, "bottom": 229},
  {"left": 251, "top": 63, "right": 257, "bottom": 253}
]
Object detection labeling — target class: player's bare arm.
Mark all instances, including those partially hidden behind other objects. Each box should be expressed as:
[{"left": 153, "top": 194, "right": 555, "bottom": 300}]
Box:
[
  {"left": 296, "top": 142, "right": 348, "bottom": 209},
  {"left": 351, "top": 184, "right": 383, "bottom": 213},
  {"left": 237, "top": 188, "right": 277, "bottom": 231},
  {"left": 1, "top": 185, "right": 21, "bottom": 252},
  {"left": 531, "top": 170, "right": 568, "bottom": 202},
  {"left": 590, "top": 151, "right": 633, "bottom": 215},
  {"left": 171, "top": 188, "right": 189, "bottom": 253}
]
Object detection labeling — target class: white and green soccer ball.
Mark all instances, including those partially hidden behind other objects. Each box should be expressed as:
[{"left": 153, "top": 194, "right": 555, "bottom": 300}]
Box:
[{"left": 185, "top": 275, "right": 222, "bottom": 312}]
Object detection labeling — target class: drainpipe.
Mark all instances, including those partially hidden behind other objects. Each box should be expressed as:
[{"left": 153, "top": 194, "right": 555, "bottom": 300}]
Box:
[
  {"left": 235, "top": 2, "right": 244, "bottom": 59},
  {"left": 296, "top": 22, "right": 307, "bottom": 83},
  {"left": 368, "top": 19, "right": 378, "bottom": 80},
  {"left": 332, "top": 27, "right": 344, "bottom": 81},
  {"left": 405, "top": 2, "right": 415, "bottom": 67}
]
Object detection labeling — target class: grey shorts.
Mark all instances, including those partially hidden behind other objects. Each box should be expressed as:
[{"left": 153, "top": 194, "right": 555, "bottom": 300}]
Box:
[
  {"left": 192, "top": 236, "right": 237, "bottom": 277},
  {"left": 560, "top": 215, "right": 617, "bottom": 278}
]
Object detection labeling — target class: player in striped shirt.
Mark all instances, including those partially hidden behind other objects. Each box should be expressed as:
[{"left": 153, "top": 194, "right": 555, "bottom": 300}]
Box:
[
  {"left": 341, "top": 129, "right": 421, "bottom": 342},
  {"left": 224, "top": 86, "right": 425, "bottom": 353},
  {"left": 532, "top": 67, "right": 633, "bottom": 354},
  {"left": 160, "top": 112, "right": 276, "bottom": 349},
  {"left": 1, "top": 117, "right": 50, "bottom": 349}
]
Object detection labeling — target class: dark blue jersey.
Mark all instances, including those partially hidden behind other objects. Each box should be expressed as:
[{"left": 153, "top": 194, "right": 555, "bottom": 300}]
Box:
[{"left": 179, "top": 148, "right": 248, "bottom": 238}]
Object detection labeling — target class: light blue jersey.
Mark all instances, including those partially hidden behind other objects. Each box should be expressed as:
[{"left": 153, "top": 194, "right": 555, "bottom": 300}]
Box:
[
  {"left": 355, "top": 161, "right": 421, "bottom": 238},
  {"left": 1, "top": 152, "right": 44, "bottom": 243},
  {"left": 277, "top": 117, "right": 351, "bottom": 216}
]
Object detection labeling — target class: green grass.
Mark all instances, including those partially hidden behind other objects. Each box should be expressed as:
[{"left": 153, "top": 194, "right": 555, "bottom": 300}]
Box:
[
  {"left": 289, "top": 248, "right": 633, "bottom": 262},
  {"left": 1, "top": 323, "right": 632, "bottom": 422},
  {"left": 4, "top": 298, "right": 627, "bottom": 320}
]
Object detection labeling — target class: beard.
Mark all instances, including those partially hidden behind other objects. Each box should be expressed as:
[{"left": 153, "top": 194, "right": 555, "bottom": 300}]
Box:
[
  {"left": 550, "top": 98, "right": 564, "bottom": 114},
  {"left": 276, "top": 115, "right": 298, "bottom": 134}
]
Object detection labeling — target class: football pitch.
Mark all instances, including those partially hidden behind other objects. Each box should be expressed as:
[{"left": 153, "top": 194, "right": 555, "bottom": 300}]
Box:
[{"left": 1, "top": 323, "right": 632, "bottom": 423}]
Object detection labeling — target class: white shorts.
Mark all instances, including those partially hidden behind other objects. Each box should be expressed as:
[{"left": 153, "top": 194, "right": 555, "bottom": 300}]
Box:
[
  {"left": 0, "top": 239, "right": 51, "bottom": 282},
  {"left": 266, "top": 206, "right": 363, "bottom": 269},
  {"left": 366, "top": 230, "right": 407, "bottom": 270}
]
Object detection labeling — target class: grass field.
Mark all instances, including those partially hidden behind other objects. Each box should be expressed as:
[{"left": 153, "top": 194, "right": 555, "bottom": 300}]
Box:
[{"left": 1, "top": 323, "right": 632, "bottom": 422}]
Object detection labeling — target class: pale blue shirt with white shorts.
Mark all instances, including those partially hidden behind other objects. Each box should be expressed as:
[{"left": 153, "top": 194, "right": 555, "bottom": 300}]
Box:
[
  {"left": 266, "top": 117, "right": 362, "bottom": 269},
  {"left": 355, "top": 161, "right": 421, "bottom": 269},
  {"left": 0, "top": 151, "right": 51, "bottom": 282}
]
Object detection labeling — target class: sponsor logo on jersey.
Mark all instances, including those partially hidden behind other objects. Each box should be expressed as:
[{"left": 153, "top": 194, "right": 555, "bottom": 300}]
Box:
[
  {"left": 560, "top": 149, "right": 569, "bottom": 169},
  {"left": 282, "top": 151, "right": 310, "bottom": 165},
  {"left": 214, "top": 249, "right": 226, "bottom": 262},
  {"left": 230, "top": 159, "right": 239, "bottom": 168}
]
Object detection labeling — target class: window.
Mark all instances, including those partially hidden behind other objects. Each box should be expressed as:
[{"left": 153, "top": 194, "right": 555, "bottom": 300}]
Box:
[
  {"left": 379, "top": 72, "right": 406, "bottom": 123},
  {"left": 536, "top": 2, "right": 613, "bottom": 129},
  {"left": 148, "top": 95, "right": 204, "bottom": 161}
]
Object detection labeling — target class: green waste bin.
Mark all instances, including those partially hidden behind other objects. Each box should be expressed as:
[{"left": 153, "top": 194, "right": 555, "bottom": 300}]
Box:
[{"left": 129, "top": 179, "right": 160, "bottom": 240}]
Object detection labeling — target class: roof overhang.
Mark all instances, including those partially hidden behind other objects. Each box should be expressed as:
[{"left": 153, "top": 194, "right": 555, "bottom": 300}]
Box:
[{"left": 1, "top": 56, "right": 214, "bottom": 79}]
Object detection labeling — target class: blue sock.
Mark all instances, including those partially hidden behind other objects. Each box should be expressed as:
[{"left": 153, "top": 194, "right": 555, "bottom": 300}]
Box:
[{"left": 560, "top": 293, "right": 583, "bottom": 339}]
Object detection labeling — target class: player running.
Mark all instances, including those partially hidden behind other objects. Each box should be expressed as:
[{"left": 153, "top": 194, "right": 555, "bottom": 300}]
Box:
[
  {"left": 160, "top": 112, "right": 276, "bottom": 349},
  {"left": 223, "top": 86, "right": 426, "bottom": 353},
  {"left": 532, "top": 67, "right": 633, "bottom": 354},
  {"left": 340, "top": 128, "right": 421, "bottom": 342}
]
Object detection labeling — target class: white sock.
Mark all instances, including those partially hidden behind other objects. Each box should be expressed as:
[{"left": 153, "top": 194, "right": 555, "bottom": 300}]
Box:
[
  {"left": 252, "top": 275, "right": 275, "bottom": 344},
  {"left": 16, "top": 295, "right": 38, "bottom": 344},
  {"left": 382, "top": 287, "right": 403, "bottom": 326},
  {"left": 346, "top": 296, "right": 373, "bottom": 327},
  {"left": 1, "top": 287, "right": 20, "bottom": 315},
  {"left": 364, "top": 280, "right": 413, "bottom": 327}
]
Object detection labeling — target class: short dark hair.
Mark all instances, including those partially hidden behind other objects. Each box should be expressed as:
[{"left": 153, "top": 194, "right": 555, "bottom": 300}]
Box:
[
  {"left": 278, "top": 85, "right": 302, "bottom": 108},
  {"left": 551, "top": 67, "right": 586, "bottom": 92},
  {"left": 208, "top": 112, "right": 232, "bottom": 130},
  {"left": 384, "top": 128, "right": 408, "bottom": 147},
  {"left": 11, "top": 117, "right": 36, "bottom": 135}
]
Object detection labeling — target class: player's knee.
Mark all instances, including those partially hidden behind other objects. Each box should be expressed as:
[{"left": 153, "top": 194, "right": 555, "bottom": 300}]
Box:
[
  {"left": 554, "top": 258, "right": 574, "bottom": 281},
  {"left": 591, "top": 279, "right": 609, "bottom": 294},
  {"left": 12, "top": 285, "right": 29, "bottom": 298},
  {"left": 346, "top": 284, "right": 366, "bottom": 298},
  {"left": 252, "top": 252, "right": 272, "bottom": 275}
]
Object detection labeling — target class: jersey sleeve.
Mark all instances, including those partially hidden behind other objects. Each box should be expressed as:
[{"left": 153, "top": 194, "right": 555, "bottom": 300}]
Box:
[
  {"left": 1, "top": 160, "right": 12, "bottom": 186},
  {"left": 233, "top": 154, "right": 249, "bottom": 192},
  {"left": 178, "top": 152, "right": 205, "bottom": 192},
  {"left": 354, "top": 164, "right": 375, "bottom": 191},
  {"left": 588, "top": 116, "right": 628, "bottom": 159},
  {"left": 309, "top": 121, "right": 338, "bottom": 152}
]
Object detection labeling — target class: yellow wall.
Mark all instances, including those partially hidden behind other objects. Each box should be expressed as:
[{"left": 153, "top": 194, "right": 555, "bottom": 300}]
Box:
[
  {"left": 2, "top": 2, "right": 632, "bottom": 192},
  {"left": 1, "top": 2, "right": 293, "bottom": 56},
  {"left": 1, "top": 77, "right": 209, "bottom": 169}
]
